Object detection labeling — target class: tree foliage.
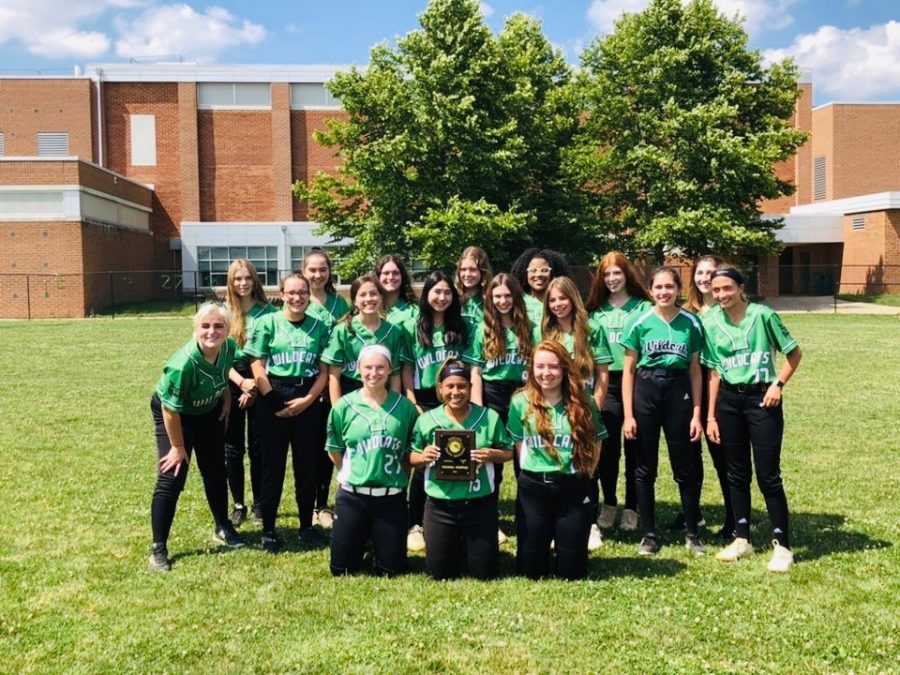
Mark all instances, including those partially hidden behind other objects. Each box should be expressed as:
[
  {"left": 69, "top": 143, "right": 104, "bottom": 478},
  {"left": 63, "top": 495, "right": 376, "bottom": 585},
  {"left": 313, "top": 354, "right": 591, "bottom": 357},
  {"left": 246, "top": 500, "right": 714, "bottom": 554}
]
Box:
[
  {"left": 294, "top": 0, "right": 590, "bottom": 274},
  {"left": 568, "top": 0, "right": 809, "bottom": 261}
]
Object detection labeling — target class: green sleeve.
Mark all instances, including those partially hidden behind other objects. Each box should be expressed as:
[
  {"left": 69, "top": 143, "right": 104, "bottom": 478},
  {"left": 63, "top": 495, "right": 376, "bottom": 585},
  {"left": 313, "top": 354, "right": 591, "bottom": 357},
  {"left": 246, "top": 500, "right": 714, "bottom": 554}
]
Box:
[
  {"left": 325, "top": 402, "right": 345, "bottom": 452},
  {"left": 242, "top": 314, "right": 272, "bottom": 359},
  {"left": 763, "top": 308, "right": 799, "bottom": 355},
  {"left": 399, "top": 322, "right": 416, "bottom": 365},
  {"left": 401, "top": 400, "right": 418, "bottom": 455},
  {"left": 506, "top": 394, "right": 526, "bottom": 440},
  {"left": 620, "top": 314, "right": 642, "bottom": 354},
  {"left": 321, "top": 323, "right": 347, "bottom": 366},
  {"left": 156, "top": 364, "right": 187, "bottom": 413},
  {"left": 591, "top": 323, "right": 614, "bottom": 365},
  {"left": 412, "top": 414, "right": 431, "bottom": 452},
  {"left": 334, "top": 294, "right": 350, "bottom": 321},
  {"left": 488, "top": 409, "right": 512, "bottom": 450},
  {"left": 464, "top": 325, "right": 485, "bottom": 367},
  {"left": 590, "top": 398, "right": 609, "bottom": 440},
  {"left": 690, "top": 318, "right": 704, "bottom": 355},
  {"left": 700, "top": 326, "right": 720, "bottom": 369}
]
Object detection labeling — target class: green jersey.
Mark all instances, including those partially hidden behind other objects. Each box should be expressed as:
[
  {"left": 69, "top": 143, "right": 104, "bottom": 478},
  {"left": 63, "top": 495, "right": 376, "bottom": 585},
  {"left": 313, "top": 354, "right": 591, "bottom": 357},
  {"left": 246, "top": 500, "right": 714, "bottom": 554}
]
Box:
[
  {"left": 701, "top": 303, "right": 798, "bottom": 385},
  {"left": 589, "top": 298, "right": 651, "bottom": 371},
  {"left": 232, "top": 302, "right": 276, "bottom": 362},
  {"left": 620, "top": 309, "right": 703, "bottom": 370},
  {"left": 307, "top": 292, "right": 350, "bottom": 329},
  {"left": 325, "top": 390, "right": 418, "bottom": 489},
  {"left": 465, "top": 323, "right": 531, "bottom": 383},
  {"left": 321, "top": 316, "right": 408, "bottom": 380},
  {"left": 243, "top": 311, "right": 329, "bottom": 378},
  {"left": 401, "top": 321, "right": 469, "bottom": 390},
  {"left": 385, "top": 298, "right": 419, "bottom": 326},
  {"left": 413, "top": 404, "right": 512, "bottom": 500},
  {"left": 524, "top": 294, "right": 544, "bottom": 325},
  {"left": 461, "top": 295, "right": 484, "bottom": 332},
  {"left": 155, "top": 337, "right": 236, "bottom": 415},
  {"left": 507, "top": 392, "right": 607, "bottom": 474}
]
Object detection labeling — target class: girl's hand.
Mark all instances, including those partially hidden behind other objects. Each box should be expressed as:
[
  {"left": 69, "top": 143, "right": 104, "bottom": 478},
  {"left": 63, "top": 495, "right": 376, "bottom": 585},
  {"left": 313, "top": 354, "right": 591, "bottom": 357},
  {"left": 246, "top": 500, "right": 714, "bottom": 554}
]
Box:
[
  {"left": 762, "top": 384, "right": 782, "bottom": 408},
  {"left": 159, "top": 445, "right": 188, "bottom": 476},
  {"left": 471, "top": 448, "right": 491, "bottom": 465},
  {"left": 707, "top": 419, "right": 720, "bottom": 444},
  {"left": 623, "top": 416, "right": 637, "bottom": 440},
  {"left": 421, "top": 445, "right": 441, "bottom": 463},
  {"left": 238, "top": 392, "right": 255, "bottom": 409},
  {"left": 240, "top": 378, "right": 257, "bottom": 395},
  {"left": 689, "top": 415, "right": 702, "bottom": 442}
]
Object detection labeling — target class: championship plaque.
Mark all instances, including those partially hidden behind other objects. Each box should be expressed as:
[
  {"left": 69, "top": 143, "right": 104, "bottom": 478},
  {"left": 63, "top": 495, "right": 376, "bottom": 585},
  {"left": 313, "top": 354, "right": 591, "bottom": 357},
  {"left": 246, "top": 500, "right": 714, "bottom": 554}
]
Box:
[{"left": 434, "top": 429, "right": 476, "bottom": 481}]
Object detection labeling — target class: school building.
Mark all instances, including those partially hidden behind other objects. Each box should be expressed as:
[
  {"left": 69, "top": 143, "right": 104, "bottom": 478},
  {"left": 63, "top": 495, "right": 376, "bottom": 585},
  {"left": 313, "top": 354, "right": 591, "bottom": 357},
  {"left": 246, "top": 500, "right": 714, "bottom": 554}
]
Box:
[{"left": 0, "top": 63, "right": 898, "bottom": 318}]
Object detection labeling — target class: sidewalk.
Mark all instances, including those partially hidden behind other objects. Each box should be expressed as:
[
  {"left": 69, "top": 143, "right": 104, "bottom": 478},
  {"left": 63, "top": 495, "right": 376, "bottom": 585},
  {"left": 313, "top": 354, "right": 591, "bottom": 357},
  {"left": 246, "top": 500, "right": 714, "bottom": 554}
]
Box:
[{"left": 766, "top": 296, "right": 900, "bottom": 315}]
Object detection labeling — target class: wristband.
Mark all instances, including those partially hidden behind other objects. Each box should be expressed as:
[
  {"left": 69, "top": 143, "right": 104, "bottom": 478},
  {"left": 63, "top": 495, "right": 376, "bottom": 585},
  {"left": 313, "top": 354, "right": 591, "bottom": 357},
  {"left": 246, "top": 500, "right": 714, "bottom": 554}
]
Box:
[
  {"left": 775, "top": 380, "right": 785, "bottom": 389},
  {"left": 264, "top": 389, "right": 288, "bottom": 412}
]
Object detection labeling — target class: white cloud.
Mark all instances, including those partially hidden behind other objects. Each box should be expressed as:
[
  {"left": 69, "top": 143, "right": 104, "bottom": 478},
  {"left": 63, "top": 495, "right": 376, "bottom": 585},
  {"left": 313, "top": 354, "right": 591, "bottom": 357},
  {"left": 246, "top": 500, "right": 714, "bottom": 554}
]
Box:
[
  {"left": 28, "top": 27, "right": 111, "bottom": 59},
  {"left": 0, "top": 0, "right": 119, "bottom": 59},
  {"left": 479, "top": 2, "right": 495, "bottom": 18},
  {"left": 586, "top": 0, "right": 795, "bottom": 36},
  {"left": 765, "top": 21, "right": 900, "bottom": 100},
  {"left": 114, "top": 4, "right": 266, "bottom": 63}
]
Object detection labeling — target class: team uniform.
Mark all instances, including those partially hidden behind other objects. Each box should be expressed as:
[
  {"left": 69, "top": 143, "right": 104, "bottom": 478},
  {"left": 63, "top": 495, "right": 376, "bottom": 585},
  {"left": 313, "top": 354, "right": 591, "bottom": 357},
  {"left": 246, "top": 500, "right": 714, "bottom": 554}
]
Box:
[
  {"left": 413, "top": 404, "right": 512, "bottom": 579},
  {"left": 385, "top": 298, "right": 419, "bottom": 326},
  {"left": 465, "top": 323, "right": 531, "bottom": 423},
  {"left": 244, "top": 311, "right": 330, "bottom": 535},
  {"left": 701, "top": 303, "right": 799, "bottom": 549},
  {"left": 401, "top": 321, "right": 470, "bottom": 532},
  {"left": 508, "top": 392, "right": 608, "bottom": 579},
  {"left": 523, "top": 294, "right": 544, "bottom": 325},
  {"left": 589, "top": 298, "right": 650, "bottom": 521},
  {"left": 538, "top": 325, "right": 614, "bottom": 389},
  {"left": 325, "top": 390, "right": 419, "bottom": 575},
  {"left": 150, "top": 337, "right": 237, "bottom": 551},
  {"left": 321, "top": 317, "right": 409, "bottom": 395},
  {"left": 621, "top": 308, "right": 704, "bottom": 541},
  {"left": 461, "top": 295, "right": 484, "bottom": 333},
  {"left": 224, "top": 301, "right": 275, "bottom": 521},
  {"left": 306, "top": 292, "right": 351, "bottom": 328}
]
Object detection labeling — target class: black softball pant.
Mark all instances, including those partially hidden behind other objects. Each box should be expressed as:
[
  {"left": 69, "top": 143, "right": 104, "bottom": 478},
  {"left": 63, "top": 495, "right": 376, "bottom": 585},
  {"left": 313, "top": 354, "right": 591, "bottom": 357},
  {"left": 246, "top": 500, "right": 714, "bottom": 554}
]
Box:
[
  {"left": 695, "top": 365, "right": 733, "bottom": 533},
  {"left": 424, "top": 495, "right": 499, "bottom": 580},
  {"left": 330, "top": 488, "right": 407, "bottom": 576},
  {"left": 717, "top": 384, "right": 790, "bottom": 547},
  {"left": 150, "top": 394, "right": 229, "bottom": 545},
  {"left": 224, "top": 362, "right": 262, "bottom": 509},
  {"left": 483, "top": 379, "right": 519, "bottom": 487},
  {"left": 594, "top": 372, "right": 637, "bottom": 513},
  {"left": 409, "top": 387, "right": 440, "bottom": 528},
  {"left": 257, "top": 378, "right": 324, "bottom": 532},
  {"left": 516, "top": 471, "right": 592, "bottom": 580},
  {"left": 633, "top": 369, "right": 702, "bottom": 537}
]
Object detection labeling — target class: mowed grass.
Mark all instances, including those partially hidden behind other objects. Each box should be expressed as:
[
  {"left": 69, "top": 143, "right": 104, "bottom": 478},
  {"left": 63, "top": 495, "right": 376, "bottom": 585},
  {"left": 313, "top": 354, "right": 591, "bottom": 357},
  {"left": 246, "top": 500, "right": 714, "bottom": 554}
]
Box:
[{"left": 0, "top": 315, "right": 898, "bottom": 673}]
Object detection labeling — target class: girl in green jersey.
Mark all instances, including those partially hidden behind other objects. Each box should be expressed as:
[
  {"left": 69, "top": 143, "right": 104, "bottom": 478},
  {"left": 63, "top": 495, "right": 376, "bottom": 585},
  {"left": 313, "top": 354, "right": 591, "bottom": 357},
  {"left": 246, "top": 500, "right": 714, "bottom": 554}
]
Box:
[
  {"left": 401, "top": 270, "right": 470, "bottom": 551},
  {"left": 704, "top": 266, "right": 802, "bottom": 573},
  {"left": 622, "top": 266, "right": 705, "bottom": 558},
  {"left": 303, "top": 248, "right": 350, "bottom": 529},
  {"left": 455, "top": 246, "right": 493, "bottom": 332},
  {"left": 223, "top": 259, "right": 273, "bottom": 528},
  {"left": 509, "top": 341, "right": 605, "bottom": 580},
  {"left": 511, "top": 248, "right": 573, "bottom": 325},
  {"left": 246, "top": 274, "right": 330, "bottom": 554},
  {"left": 327, "top": 345, "right": 419, "bottom": 576},
  {"left": 376, "top": 254, "right": 419, "bottom": 325},
  {"left": 585, "top": 252, "right": 651, "bottom": 533},
  {"left": 410, "top": 358, "right": 513, "bottom": 580},
  {"left": 148, "top": 303, "right": 243, "bottom": 572},
  {"left": 322, "top": 273, "right": 406, "bottom": 401}
]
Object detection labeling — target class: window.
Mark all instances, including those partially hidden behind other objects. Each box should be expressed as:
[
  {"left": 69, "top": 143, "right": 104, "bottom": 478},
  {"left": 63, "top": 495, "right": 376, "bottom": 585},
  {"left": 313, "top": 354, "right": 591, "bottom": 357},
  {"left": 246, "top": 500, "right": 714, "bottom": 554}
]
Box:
[
  {"left": 0, "top": 132, "right": 4, "bottom": 156},
  {"left": 37, "top": 132, "right": 69, "bottom": 156},
  {"left": 197, "top": 83, "right": 271, "bottom": 108},
  {"left": 813, "top": 155, "right": 826, "bottom": 201},
  {"left": 130, "top": 115, "right": 157, "bottom": 166},
  {"left": 290, "top": 83, "right": 341, "bottom": 109},
  {"left": 290, "top": 245, "right": 348, "bottom": 284},
  {"left": 197, "top": 246, "right": 279, "bottom": 287},
  {"left": 852, "top": 216, "right": 865, "bottom": 231}
]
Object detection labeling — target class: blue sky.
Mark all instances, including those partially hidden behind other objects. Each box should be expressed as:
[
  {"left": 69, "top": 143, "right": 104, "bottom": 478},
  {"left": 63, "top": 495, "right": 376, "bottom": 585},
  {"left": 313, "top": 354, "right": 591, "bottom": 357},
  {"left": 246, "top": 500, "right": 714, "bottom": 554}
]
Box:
[{"left": 1, "top": 1, "right": 898, "bottom": 104}]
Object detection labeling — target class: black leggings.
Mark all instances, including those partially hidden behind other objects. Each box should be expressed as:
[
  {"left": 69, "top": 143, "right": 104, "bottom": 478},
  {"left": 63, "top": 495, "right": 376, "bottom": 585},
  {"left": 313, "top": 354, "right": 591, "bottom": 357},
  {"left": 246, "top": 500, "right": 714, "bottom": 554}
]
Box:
[
  {"left": 717, "top": 384, "right": 790, "bottom": 547},
  {"left": 150, "top": 394, "right": 228, "bottom": 545},
  {"left": 516, "top": 471, "right": 592, "bottom": 580},
  {"left": 257, "top": 378, "right": 324, "bottom": 532},
  {"left": 330, "top": 488, "right": 407, "bottom": 576},
  {"left": 594, "top": 372, "right": 637, "bottom": 513},
  {"left": 424, "top": 495, "right": 499, "bottom": 580},
  {"left": 408, "top": 387, "right": 440, "bottom": 528},
  {"left": 483, "top": 379, "right": 518, "bottom": 486},
  {"left": 633, "top": 369, "right": 702, "bottom": 537},
  {"left": 224, "top": 361, "right": 262, "bottom": 508},
  {"left": 696, "top": 365, "right": 733, "bottom": 532}
]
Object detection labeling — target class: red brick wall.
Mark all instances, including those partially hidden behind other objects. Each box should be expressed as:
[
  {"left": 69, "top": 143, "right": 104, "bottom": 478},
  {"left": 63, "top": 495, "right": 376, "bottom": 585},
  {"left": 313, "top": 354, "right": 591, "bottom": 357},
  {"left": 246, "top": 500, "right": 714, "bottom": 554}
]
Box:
[
  {"left": 291, "top": 109, "right": 346, "bottom": 220},
  {"left": 839, "top": 209, "right": 900, "bottom": 293},
  {"left": 761, "top": 82, "right": 813, "bottom": 214},
  {"left": 831, "top": 105, "right": 900, "bottom": 199},
  {"left": 810, "top": 105, "right": 834, "bottom": 201},
  {"left": 198, "top": 110, "right": 274, "bottom": 221},
  {"left": 0, "top": 79, "right": 94, "bottom": 159}
]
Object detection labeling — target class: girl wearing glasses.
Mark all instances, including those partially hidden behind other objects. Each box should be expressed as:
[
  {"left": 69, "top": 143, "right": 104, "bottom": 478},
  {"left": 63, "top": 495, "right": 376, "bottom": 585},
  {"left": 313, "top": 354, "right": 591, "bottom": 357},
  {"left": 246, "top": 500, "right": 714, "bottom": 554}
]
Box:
[{"left": 511, "top": 248, "right": 572, "bottom": 325}]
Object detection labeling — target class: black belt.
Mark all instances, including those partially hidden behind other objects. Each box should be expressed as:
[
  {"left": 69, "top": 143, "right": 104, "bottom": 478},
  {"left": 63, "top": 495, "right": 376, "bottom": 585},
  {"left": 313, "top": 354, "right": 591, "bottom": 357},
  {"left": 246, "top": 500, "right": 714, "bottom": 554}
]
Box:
[
  {"left": 269, "top": 375, "right": 311, "bottom": 385},
  {"left": 638, "top": 367, "right": 687, "bottom": 378},
  {"left": 429, "top": 493, "right": 493, "bottom": 507},
  {"left": 720, "top": 380, "right": 771, "bottom": 394},
  {"left": 521, "top": 469, "right": 579, "bottom": 483}
]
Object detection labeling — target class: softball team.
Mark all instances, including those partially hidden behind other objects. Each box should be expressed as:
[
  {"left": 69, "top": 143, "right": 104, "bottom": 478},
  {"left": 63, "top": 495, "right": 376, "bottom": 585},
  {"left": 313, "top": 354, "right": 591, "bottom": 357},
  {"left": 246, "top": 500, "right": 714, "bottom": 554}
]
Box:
[{"left": 147, "top": 249, "right": 805, "bottom": 578}]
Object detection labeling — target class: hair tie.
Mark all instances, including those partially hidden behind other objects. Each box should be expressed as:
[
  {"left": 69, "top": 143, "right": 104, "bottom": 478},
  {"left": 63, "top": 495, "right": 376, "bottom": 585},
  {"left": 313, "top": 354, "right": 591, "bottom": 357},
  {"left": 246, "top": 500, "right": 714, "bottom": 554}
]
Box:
[
  {"left": 359, "top": 344, "right": 392, "bottom": 365},
  {"left": 438, "top": 363, "right": 469, "bottom": 382},
  {"left": 712, "top": 268, "right": 744, "bottom": 285}
]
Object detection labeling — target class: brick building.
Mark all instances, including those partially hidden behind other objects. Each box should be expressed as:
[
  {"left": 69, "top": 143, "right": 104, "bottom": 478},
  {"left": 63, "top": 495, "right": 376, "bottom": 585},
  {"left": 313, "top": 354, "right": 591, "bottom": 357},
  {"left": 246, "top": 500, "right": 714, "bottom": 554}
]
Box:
[{"left": 0, "top": 65, "right": 897, "bottom": 318}]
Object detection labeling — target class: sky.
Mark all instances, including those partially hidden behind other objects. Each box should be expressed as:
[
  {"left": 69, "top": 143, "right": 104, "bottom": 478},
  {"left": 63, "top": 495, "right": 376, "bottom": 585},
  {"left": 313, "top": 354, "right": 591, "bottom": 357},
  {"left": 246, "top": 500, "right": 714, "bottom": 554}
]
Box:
[{"left": 0, "top": 0, "right": 898, "bottom": 105}]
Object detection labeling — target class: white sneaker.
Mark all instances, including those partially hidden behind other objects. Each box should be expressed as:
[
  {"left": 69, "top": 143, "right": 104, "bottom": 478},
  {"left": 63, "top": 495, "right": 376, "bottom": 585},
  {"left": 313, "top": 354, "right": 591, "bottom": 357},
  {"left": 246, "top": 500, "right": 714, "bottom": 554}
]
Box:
[
  {"left": 407, "top": 524, "right": 426, "bottom": 552},
  {"left": 619, "top": 508, "right": 638, "bottom": 532},
  {"left": 715, "top": 537, "right": 754, "bottom": 562},
  {"left": 497, "top": 528, "right": 508, "bottom": 545},
  {"left": 316, "top": 508, "right": 334, "bottom": 529},
  {"left": 588, "top": 523, "right": 603, "bottom": 551},
  {"left": 597, "top": 504, "right": 617, "bottom": 530},
  {"left": 311, "top": 510, "right": 320, "bottom": 527},
  {"left": 767, "top": 540, "right": 793, "bottom": 573}
]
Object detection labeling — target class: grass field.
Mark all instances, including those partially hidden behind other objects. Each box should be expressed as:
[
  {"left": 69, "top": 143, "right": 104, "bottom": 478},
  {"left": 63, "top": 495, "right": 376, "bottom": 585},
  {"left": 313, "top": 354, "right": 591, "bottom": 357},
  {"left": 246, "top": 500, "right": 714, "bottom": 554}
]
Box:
[{"left": 1, "top": 315, "right": 898, "bottom": 673}]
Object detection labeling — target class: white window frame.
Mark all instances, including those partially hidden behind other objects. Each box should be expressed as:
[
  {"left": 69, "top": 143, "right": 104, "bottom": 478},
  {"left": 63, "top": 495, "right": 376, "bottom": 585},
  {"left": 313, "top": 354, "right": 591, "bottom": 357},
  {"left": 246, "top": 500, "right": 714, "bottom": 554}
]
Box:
[
  {"left": 196, "top": 245, "right": 280, "bottom": 288},
  {"left": 197, "top": 83, "right": 271, "bottom": 110},
  {"left": 290, "top": 83, "right": 342, "bottom": 110}
]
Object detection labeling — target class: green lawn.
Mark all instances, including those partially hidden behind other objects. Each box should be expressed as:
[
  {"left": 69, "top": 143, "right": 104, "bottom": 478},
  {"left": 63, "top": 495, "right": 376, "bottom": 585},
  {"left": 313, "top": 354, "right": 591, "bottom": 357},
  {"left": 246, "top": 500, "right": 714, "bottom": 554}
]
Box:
[
  {"left": 1, "top": 316, "right": 898, "bottom": 673},
  {"left": 836, "top": 292, "right": 900, "bottom": 307}
]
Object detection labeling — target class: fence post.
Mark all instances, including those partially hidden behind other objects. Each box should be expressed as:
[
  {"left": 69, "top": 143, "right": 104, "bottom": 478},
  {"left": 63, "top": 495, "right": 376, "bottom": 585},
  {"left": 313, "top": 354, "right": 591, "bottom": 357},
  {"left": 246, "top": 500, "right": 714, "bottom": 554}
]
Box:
[
  {"left": 26, "top": 275, "right": 32, "bottom": 320},
  {"left": 109, "top": 272, "right": 115, "bottom": 319}
]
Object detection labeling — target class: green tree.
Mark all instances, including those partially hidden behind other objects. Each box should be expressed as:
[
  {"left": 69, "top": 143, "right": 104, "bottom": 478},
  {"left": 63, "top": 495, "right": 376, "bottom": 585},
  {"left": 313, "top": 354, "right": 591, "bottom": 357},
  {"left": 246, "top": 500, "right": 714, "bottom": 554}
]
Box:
[
  {"left": 568, "top": 0, "right": 809, "bottom": 262},
  {"left": 294, "top": 0, "right": 589, "bottom": 274}
]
